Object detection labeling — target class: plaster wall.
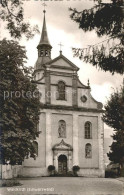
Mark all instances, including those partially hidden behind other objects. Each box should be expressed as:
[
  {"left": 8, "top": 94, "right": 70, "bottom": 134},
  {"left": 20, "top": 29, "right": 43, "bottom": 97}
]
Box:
[
  {"left": 51, "top": 75, "right": 72, "bottom": 85},
  {"left": 51, "top": 58, "right": 74, "bottom": 68},
  {"left": 78, "top": 115, "right": 99, "bottom": 168},
  {"left": 51, "top": 113, "right": 73, "bottom": 147},
  {"left": 38, "top": 85, "right": 45, "bottom": 104},
  {"left": 78, "top": 88, "right": 97, "bottom": 109},
  {"left": 24, "top": 113, "right": 46, "bottom": 167}
]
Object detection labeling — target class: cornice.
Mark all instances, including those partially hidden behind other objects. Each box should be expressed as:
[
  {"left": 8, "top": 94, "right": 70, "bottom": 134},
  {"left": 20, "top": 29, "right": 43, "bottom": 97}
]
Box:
[
  {"left": 41, "top": 104, "right": 104, "bottom": 113},
  {"left": 50, "top": 65, "right": 74, "bottom": 70},
  {"left": 50, "top": 71, "right": 72, "bottom": 77},
  {"left": 32, "top": 81, "right": 90, "bottom": 89}
]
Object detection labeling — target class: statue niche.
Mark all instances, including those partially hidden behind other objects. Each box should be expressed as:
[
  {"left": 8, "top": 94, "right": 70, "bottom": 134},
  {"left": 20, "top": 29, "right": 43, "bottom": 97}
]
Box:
[{"left": 58, "top": 120, "right": 66, "bottom": 138}]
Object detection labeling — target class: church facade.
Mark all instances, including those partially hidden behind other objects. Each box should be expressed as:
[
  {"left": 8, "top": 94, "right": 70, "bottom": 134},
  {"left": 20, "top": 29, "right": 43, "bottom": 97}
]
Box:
[{"left": 21, "top": 12, "right": 105, "bottom": 178}]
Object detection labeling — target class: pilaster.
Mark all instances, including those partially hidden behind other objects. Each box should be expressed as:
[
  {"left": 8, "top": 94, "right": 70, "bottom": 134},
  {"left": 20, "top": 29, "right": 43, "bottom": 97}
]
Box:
[
  {"left": 45, "top": 65, "right": 51, "bottom": 104},
  {"left": 98, "top": 113, "right": 105, "bottom": 177},
  {"left": 72, "top": 72, "right": 78, "bottom": 107},
  {"left": 73, "top": 113, "right": 79, "bottom": 165},
  {"left": 46, "top": 112, "right": 53, "bottom": 167}
]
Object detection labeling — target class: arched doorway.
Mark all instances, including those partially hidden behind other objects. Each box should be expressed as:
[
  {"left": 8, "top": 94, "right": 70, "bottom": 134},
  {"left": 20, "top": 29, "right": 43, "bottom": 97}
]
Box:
[{"left": 58, "top": 155, "right": 67, "bottom": 175}]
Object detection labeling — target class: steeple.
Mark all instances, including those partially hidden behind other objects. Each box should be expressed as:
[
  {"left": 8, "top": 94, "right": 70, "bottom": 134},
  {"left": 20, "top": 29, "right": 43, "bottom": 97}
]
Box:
[
  {"left": 35, "top": 9, "right": 52, "bottom": 70},
  {"left": 37, "top": 11, "right": 52, "bottom": 49}
]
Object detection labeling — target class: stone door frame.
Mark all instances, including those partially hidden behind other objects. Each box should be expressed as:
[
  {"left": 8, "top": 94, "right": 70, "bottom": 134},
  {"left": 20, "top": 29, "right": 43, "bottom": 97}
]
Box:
[{"left": 52, "top": 139, "right": 73, "bottom": 173}]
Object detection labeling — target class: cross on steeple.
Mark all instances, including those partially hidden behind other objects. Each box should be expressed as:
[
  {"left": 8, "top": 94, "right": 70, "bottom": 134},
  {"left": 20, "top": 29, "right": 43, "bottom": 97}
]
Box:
[
  {"left": 58, "top": 42, "right": 64, "bottom": 55},
  {"left": 42, "top": 2, "right": 47, "bottom": 14},
  {"left": 87, "top": 79, "right": 90, "bottom": 87}
]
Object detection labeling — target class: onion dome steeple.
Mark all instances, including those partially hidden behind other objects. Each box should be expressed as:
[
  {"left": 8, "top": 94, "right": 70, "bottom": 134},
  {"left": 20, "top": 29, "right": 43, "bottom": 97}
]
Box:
[{"left": 35, "top": 9, "right": 52, "bottom": 70}]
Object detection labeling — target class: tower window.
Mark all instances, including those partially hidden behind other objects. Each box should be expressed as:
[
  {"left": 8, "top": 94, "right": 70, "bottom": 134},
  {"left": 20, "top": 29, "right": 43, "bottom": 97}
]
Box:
[
  {"left": 40, "top": 50, "right": 44, "bottom": 56},
  {"left": 57, "top": 81, "right": 66, "bottom": 100},
  {"left": 85, "top": 122, "right": 92, "bottom": 139},
  {"left": 45, "top": 50, "right": 49, "bottom": 56},
  {"left": 85, "top": 143, "right": 92, "bottom": 158}
]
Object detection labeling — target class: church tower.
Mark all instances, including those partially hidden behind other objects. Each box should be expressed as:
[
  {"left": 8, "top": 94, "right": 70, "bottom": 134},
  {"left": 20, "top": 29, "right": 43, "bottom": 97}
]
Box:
[
  {"left": 21, "top": 9, "right": 105, "bottom": 178},
  {"left": 36, "top": 10, "right": 52, "bottom": 69},
  {"left": 33, "top": 10, "right": 52, "bottom": 82}
]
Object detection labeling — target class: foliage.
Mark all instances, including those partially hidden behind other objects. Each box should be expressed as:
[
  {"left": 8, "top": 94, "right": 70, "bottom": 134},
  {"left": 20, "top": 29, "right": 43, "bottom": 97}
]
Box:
[
  {"left": 69, "top": 0, "right": 124, "bottom": 74},
  {"left": 0, "top": 0, "right": 39, "bottom": 39},
  {"left": 0, "top": 39, "right": 42, "bottom": 165},
  {"left": 48, "top": 165, "right": 55, "bottom": 172},
  {"left": 103, "top": 83, "right": 124, "bottom": 169},
  {"left": 72, "top": 165, "right": 80, "bottom": 176},
  {"left": 66, "top": 171, "right": 74, "bottom": 177},
  {"left": 105, "top": 169, "right": 118, "bottom": 178},
  {"left": 105, "top": 162, "right": 120, "bottom": 177},
  {"left": 48, "top": 165, "right": 55, "bottom": 176},
  {"left": 72, "top": 165, "right": 80, "bottom": 172}
]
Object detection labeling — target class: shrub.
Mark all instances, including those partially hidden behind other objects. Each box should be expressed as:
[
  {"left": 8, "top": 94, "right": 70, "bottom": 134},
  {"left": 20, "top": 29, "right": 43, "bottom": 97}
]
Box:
[
  {"left": 105, "top": 170, "right": 117, "bottom": 178},
  {"left": 72, "top": 165, "right": 80, "bottom": 176},
  {"left": 73, "top": 165, "right": 80, "bottom": 172},
  {"left": 67, "top": 171, "right": 74, "bottom": 177},
  {"left": 48, "top": 165, "right": 55, "bottom": 172},
  {"left": 47, "top": 165, "right": 55, "bottom": 176}
]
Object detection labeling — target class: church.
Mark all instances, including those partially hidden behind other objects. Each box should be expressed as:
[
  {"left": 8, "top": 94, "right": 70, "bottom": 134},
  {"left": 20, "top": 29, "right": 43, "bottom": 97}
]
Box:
[{"left": 21, "top": 10, "right": 105, "bottom": 178}]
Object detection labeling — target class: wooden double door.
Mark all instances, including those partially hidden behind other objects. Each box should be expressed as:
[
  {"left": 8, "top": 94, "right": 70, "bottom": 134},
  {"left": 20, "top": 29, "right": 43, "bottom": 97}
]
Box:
[{"left": 58, "top": 155, "right": 67, "bottom": 175}]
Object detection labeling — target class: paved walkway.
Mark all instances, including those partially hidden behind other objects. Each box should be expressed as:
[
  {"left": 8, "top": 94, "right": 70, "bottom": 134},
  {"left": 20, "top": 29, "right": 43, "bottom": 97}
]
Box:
[
  {"left": 117, "top": 177, "right": 124, "bottom": 183},
  {"left": 0, "top": 177, "right": 123, "bottom": 195}
]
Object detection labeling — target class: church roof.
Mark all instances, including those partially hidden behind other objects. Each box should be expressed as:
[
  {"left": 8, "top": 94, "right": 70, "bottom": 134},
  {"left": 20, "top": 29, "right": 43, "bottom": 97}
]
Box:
[{"left": 37, "top": 13, "right": 52, "bottom": 49}]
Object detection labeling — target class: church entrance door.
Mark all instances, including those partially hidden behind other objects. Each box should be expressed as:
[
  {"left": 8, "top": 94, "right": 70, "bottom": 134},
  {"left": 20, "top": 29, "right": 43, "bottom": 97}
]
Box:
[{"left": 58, "top": 155, "right": 67, "bottom": 175}]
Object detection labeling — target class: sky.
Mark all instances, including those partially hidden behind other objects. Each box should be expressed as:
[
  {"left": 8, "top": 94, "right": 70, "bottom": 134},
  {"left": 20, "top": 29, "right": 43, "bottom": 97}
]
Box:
[
  {"left": 1, "top": 0, "right": 123, "bottom": 137},
  {"left": 22, "top": 0, "right": 123, "bottom": 103}
]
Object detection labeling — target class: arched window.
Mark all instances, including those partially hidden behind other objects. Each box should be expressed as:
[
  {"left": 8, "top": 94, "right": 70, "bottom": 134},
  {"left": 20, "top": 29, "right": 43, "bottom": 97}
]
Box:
[
  {"left": 58, "top": 120, "right": 66, "bottom": 138},
  {"left": 40, "top": 50, "right": 44, "bottom": 56},
  {"left": 85, "top": 122, "right": 92, "bottom": 139},
  {"left": 45, "top": 50, "right": 49, "bottom": 56},
  {"left": 28, "top": 141, "right": 38, "bottom": 160},
  {"left": 33, "top": 141, "right": 38, "bottom": 156},
  {"left": 85, "top": 143, "right": 92, "bottom": 158},
  {"left": 57, "top": 81, "right": 66, "bottom": 100}
]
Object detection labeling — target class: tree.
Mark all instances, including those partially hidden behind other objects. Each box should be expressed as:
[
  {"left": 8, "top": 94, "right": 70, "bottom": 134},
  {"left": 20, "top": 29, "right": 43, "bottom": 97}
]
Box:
[
  {"left": 69, "top": 0, "right": 124, "bottom": 74},
  {"left": 0, "top": 0, "right": 39, "bottom": 39},
  {"left": 0, "top": 39, "right": 42, "bottom": 165},
  {"left": 103, "top": 82, "right": 124, "bottom": 173}
]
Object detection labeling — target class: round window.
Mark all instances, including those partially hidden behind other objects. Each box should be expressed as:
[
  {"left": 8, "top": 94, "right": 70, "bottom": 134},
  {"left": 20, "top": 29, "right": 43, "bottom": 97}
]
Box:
[{"left": 81, "top": 95, "right": 87, "bottom": 103}]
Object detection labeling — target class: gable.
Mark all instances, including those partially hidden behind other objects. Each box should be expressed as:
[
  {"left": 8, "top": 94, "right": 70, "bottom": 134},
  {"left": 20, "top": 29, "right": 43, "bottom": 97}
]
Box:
[
  {"left": 77, "top": 78, "right": 89, "bottom": 89},
  {"left": 51, "top": 58, "right": 72, "bottom": 68},
  {"left": 48, "top": 55, "right": 79, "bottom": 71}
]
